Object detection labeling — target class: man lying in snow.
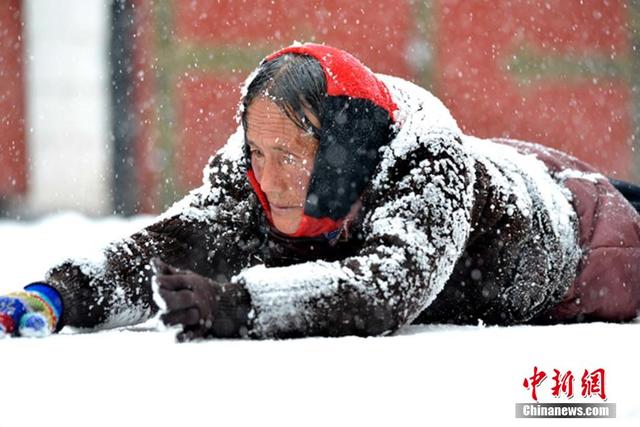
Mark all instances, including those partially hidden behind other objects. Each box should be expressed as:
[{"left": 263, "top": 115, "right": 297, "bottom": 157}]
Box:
[{"left": 2, "top": 43, "right": 640, "bottom": 341}]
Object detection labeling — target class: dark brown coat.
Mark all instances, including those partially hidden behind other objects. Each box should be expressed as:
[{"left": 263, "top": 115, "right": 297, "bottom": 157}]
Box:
[{"left": 45, "top": 74, "right": 640, "bottom": 338}]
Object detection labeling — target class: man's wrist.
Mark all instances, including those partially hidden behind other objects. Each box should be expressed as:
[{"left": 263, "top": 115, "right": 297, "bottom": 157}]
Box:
[{"left": 212, "top": 281, "right": 252, "bottom": 337}]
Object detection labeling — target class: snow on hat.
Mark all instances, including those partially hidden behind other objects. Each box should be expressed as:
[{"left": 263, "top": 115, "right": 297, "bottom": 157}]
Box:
[{"left": 245, "top": 42, "right": 398, "bottom": 238}]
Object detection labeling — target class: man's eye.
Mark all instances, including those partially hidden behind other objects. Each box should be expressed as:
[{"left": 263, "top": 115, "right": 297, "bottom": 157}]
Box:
[
  {"left": 250, "top": 150, "right": 263, "bottom": 158},
  {"left": 282, "top": 154, "right": 297, "bottom": 165}
]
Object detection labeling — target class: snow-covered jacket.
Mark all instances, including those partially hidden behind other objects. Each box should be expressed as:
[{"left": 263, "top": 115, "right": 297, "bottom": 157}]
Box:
[
  {"left": 45, "top": 49, "right": 640, "bottom": 338},
  {"left": 492, "top": 139, "right": 640, "bottom": 323}
]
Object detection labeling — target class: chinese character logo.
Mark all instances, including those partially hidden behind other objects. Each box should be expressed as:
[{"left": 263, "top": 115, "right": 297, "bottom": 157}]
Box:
[
  {"left": 551, "top": 369, "right": 574, "bottom": 399},
  {"left": 581, "top": 368, "right": 607, "bottom": 400},
  {"left": 522, "top": 367, "right": 607, "bottom": 401},
  {"left": 523, "top": 366, "right": 547, "bottom": 401}
]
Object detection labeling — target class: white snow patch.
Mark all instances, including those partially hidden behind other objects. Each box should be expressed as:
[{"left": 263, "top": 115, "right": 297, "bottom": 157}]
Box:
[{"left": 555, "top": 168, "right": 608, "bottom": 183}]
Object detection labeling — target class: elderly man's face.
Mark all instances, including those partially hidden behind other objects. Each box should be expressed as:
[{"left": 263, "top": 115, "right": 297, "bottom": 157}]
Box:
[{"left": 245, "top": 97, "right": 319, "bottom": 234}]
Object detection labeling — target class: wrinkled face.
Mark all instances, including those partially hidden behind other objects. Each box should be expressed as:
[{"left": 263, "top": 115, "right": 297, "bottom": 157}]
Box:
[{"left": 245, "top": 97, "right": 320, "bottom": 234}]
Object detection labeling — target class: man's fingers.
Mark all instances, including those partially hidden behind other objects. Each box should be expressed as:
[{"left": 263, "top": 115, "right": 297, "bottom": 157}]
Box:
[
  {"left": 151, "top": 257, "right": 172, "bottom": 275},
  {"left": 156, "top": 274, "right": 193, "bottom": 291},
  {"left": 160, "top": 307, "right": 201, "bottom": 327},
  {"left": 176, "top": 327, "right": 206, "bottom": 342},
  {"left": 159, "top": 288, "right": 196, "bottom": 311},
  {"left": 151, "top": 258, "right": 183, "bottom": 276}
]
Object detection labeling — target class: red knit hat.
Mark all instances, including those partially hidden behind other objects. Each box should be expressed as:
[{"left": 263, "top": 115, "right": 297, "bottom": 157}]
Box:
[{"left": 245, "top": 42, "right": 398, "bottom": 239}]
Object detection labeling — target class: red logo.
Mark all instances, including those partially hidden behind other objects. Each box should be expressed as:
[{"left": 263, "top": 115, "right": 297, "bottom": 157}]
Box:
[{"left": 523, "top": 367, "right": 607, "bottom": 401}]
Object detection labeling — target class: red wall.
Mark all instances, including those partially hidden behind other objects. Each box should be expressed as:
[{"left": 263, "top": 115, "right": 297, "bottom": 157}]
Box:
[
  {"left": 1, "top": 1, "right": 635, "bottom": 211},
  {"left": 0, "top": 0, "right": 26, "bottom": 197},
  {"left": 127, "top": 0, "right": 638, "bottom": 212},
  {"left": 129, "top": 0, "right": 414, "bottom": 211},
  {"left": 435, "top": 0, "right": 634, "bottom": 178}
]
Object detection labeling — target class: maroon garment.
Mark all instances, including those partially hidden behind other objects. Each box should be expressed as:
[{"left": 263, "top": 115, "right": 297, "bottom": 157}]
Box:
[{"left": 496, "top": 139, "right": 640, "bottom": 322}]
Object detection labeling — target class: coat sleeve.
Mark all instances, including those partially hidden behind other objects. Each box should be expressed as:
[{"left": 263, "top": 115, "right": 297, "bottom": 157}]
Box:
[
  {"left": 422, "top": 136, "right": 583, "bottom": 326},
  {"left": 45, "top": 126, "right": 264, "bottom": 331},
  {"left": 470, "top": 141, "right": 582, "bottom": 325},
  {"left": 233, "top": 126, "right": 476, "bottom": 338}
]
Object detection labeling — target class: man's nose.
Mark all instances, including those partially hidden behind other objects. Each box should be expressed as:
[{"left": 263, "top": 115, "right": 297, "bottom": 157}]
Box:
[{"left": 259, "top": 160, "right": 285, "bottom": 194}]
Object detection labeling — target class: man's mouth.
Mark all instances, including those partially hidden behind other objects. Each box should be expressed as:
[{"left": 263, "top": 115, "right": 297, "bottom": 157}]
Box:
[{"left": 270, "top": 203, "right": 303, "bottom": 212}]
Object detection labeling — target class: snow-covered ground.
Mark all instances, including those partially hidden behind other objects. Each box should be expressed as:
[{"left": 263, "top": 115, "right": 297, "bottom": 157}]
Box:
[{"left": 1, "top": 213, "right": 639, "bottom": 426}]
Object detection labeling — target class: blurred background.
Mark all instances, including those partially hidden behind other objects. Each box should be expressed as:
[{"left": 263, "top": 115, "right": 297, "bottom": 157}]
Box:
[{"left": 1, "top": 0, "right": 639, "bottom": 219}]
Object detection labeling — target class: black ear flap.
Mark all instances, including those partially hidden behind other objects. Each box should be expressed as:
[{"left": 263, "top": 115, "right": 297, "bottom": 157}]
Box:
[{"left": 304, "top": 96, "right": 394, "bottom": 220}]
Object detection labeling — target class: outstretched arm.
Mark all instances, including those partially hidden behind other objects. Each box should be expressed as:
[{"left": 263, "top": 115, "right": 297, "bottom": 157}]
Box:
[
  {"left": 45, "top": 126, "right": 264, "bottom": 332},
  {"left": 230, "top": 127, "right": 475, "bottom": 338}
]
